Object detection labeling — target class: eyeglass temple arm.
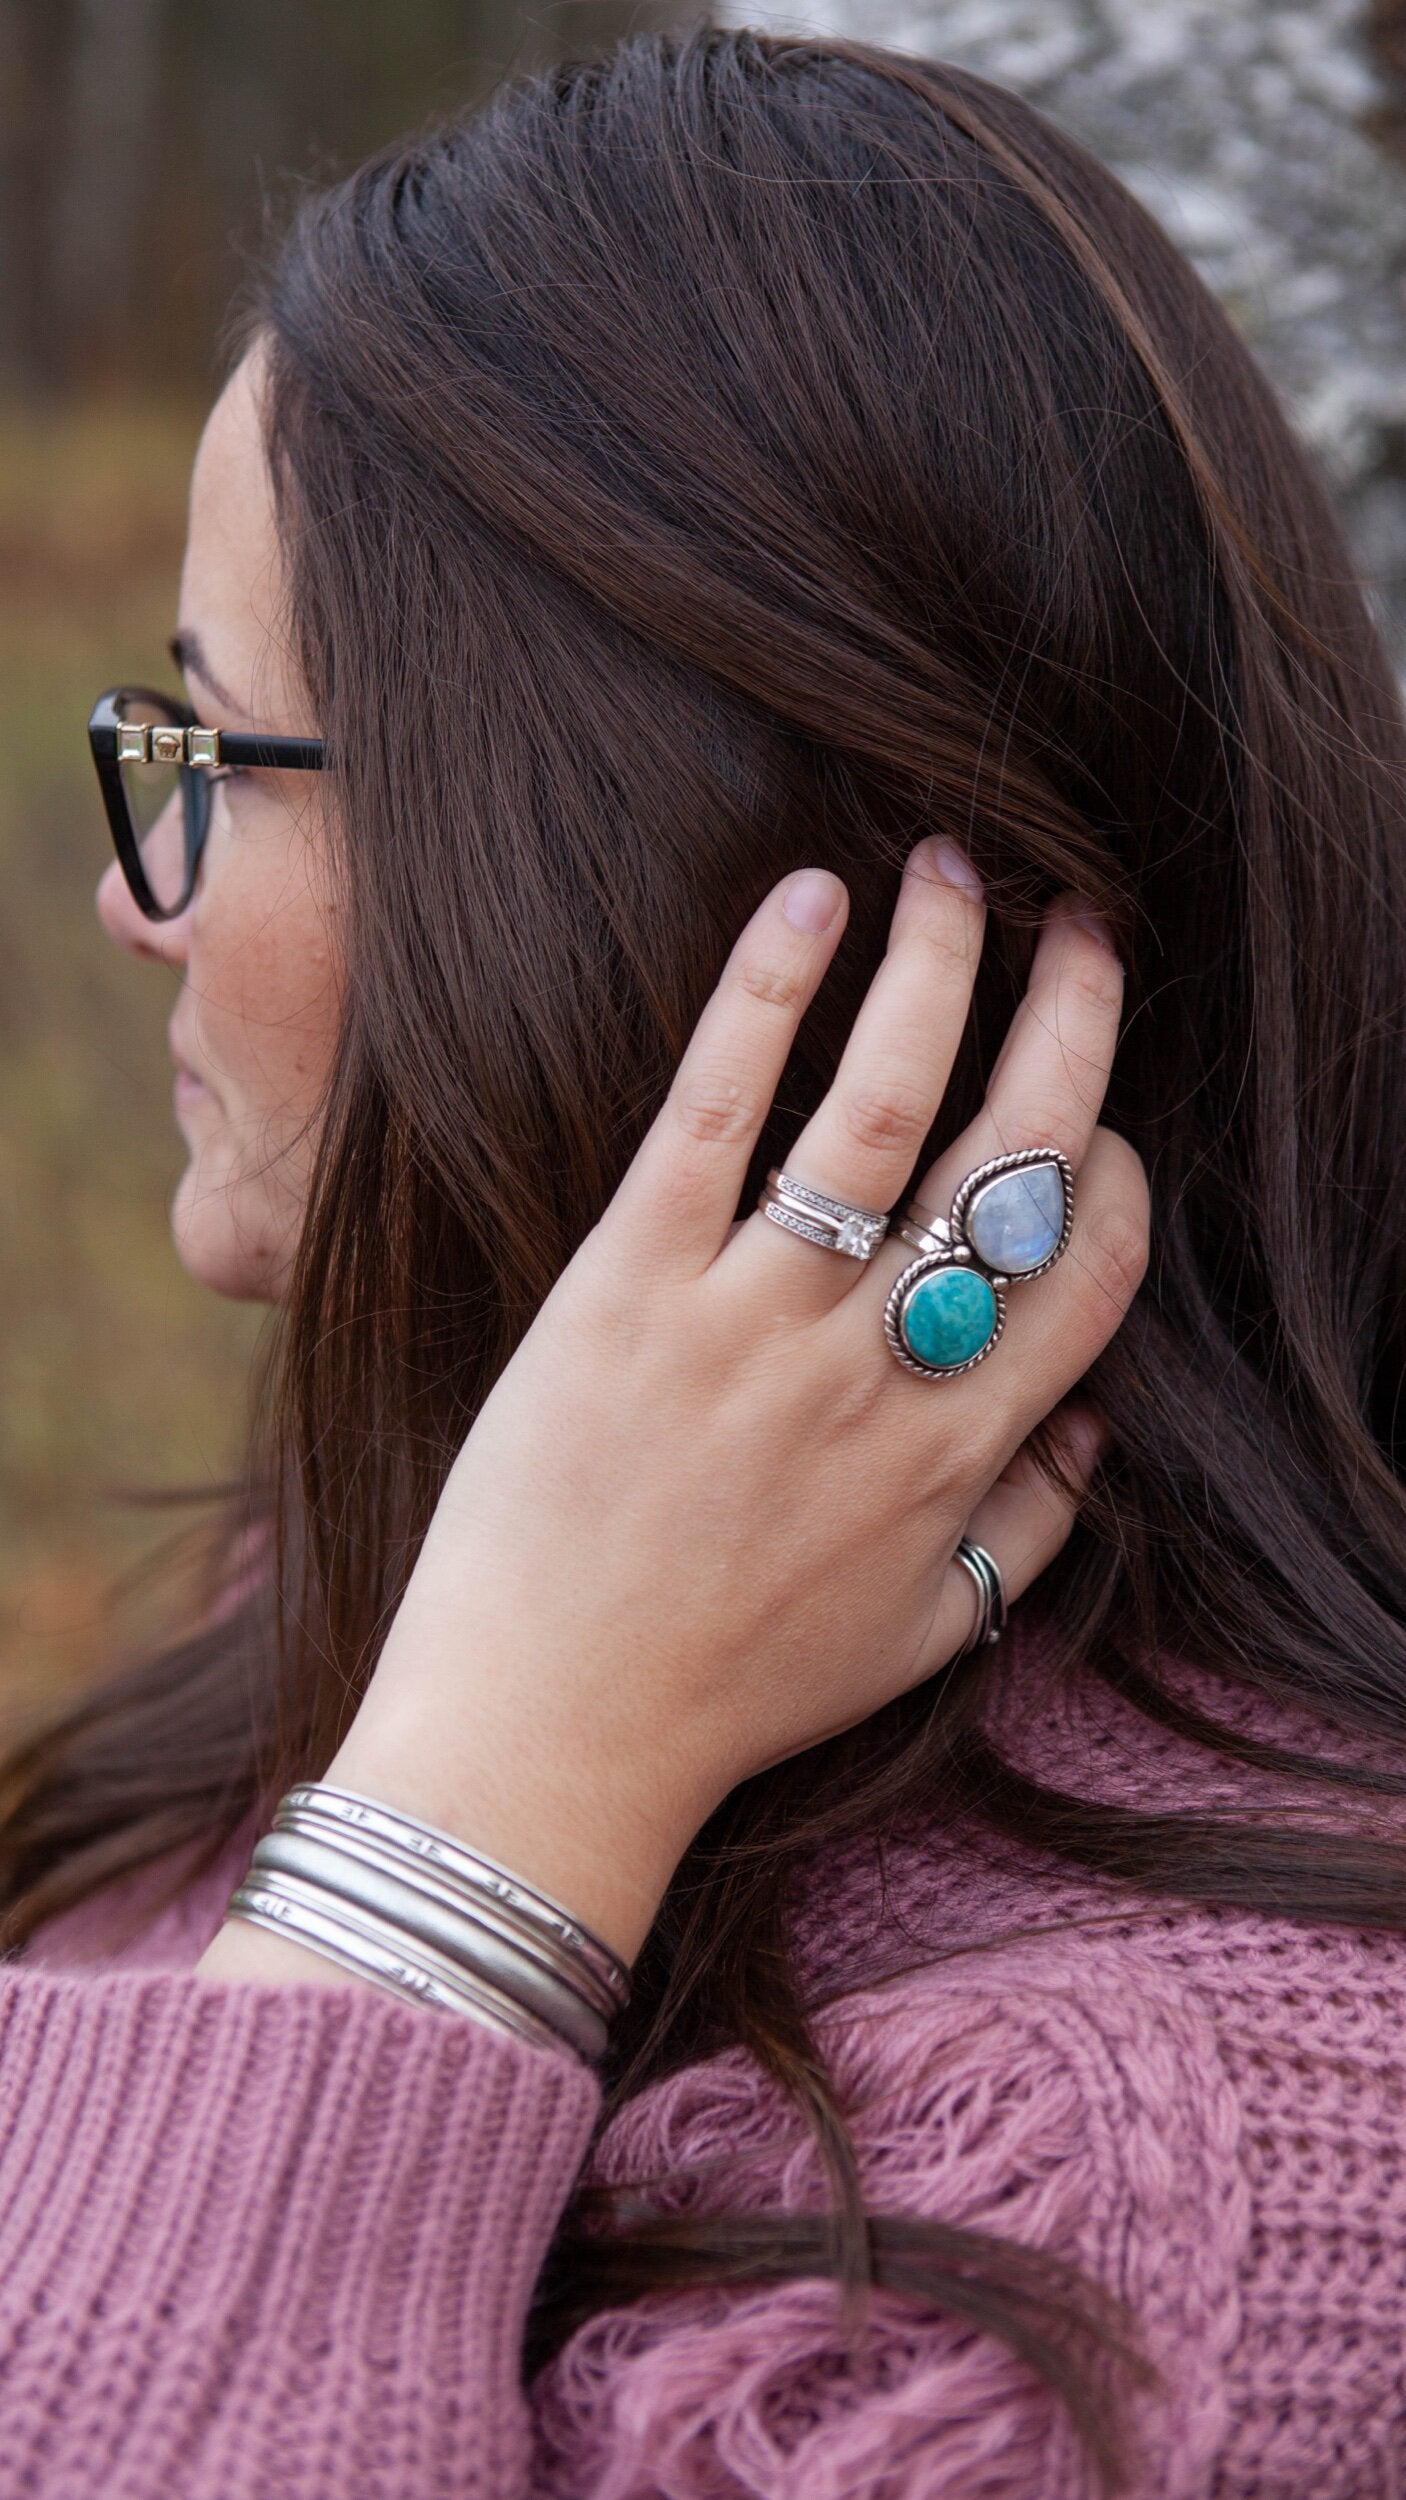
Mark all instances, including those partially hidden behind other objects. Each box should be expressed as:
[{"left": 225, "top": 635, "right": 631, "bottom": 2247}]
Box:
[{"left": 114, "top": 722, "right": 326, "bottom": 772}]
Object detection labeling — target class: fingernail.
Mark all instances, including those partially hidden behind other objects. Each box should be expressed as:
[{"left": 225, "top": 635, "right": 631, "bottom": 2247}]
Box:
[
  {"left": 1067, "top": 905, "right": 1121, "bottom": 959},
  {"left": 782, "top": 869, "right": 844, "bottom": 933},
  {"left": 930, "top": 839, "right": 984, "bottom": 899}
]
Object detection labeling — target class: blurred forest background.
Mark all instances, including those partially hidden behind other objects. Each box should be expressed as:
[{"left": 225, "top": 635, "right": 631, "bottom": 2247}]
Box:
[
  {"left": 6, "top": 0, "right": 1406, "bottom": 1722},
  {"left": 0, "top": 0, "right": 686, "bottom": 1721}
]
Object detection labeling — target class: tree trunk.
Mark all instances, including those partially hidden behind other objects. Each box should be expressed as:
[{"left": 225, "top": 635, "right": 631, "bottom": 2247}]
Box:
[
  {"left": 725, "top": 0, "right": 1406, "bottom": 670},
  {"left": 49, "top": 0, "right": 165, "bottom": 392}
]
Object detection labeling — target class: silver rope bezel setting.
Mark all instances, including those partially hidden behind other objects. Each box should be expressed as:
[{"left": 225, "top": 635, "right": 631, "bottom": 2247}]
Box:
[
  {"left": 886, "top": 1145, "right": 1074, "bottom": 1379},
  {"left": 882, "top": 1247, "right": 1007, "bottom": 1379}
]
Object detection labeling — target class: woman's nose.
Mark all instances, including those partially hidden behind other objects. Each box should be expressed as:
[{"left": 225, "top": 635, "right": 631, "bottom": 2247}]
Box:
[{"left": 95, "top": 852, "right": 192, "bottom": 965}]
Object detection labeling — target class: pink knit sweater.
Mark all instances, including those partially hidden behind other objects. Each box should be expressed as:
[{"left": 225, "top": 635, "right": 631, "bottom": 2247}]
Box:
[{"left": 11, "top": 1621, "right": 1406, "bottom": 2497}]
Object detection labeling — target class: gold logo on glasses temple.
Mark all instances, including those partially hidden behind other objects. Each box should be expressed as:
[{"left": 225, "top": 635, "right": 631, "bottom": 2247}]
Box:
[{"left": 115, "top": 722, "right": 222, "bottom": 768}]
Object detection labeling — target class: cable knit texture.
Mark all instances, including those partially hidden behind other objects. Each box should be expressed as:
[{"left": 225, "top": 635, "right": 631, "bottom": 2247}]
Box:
[{"left": 15, "top": 1618, "right": 1406, "bottom": 2496}]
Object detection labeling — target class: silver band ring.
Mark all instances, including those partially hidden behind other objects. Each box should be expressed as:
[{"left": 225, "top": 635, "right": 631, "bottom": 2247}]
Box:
[
  {"left": 952, "top": 1536, "right": 1008, "bottom": 1657},
  {"left": 759, "top": 1168, "right": 890, "bottom": 1260},
  {"left": 884, "top": 1147, "right": 1074, "bottom": 1378}
]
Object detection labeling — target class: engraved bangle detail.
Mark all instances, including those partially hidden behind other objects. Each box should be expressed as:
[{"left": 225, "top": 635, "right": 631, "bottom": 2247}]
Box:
[
  {"left": 225, "top": 1870, "right": 570, "bottom": 2053},
  {"left": 277, "top": 1810, "right": 619, "bottom": 2020},
  {"left": 251, "top": 1827, "right": 610, "bottom": 2061},
  {"left": 281, "top": 1783, "right": 630, "bottom": 2010},
  {"left": 224, "top": 1779, "right": 636, "bottom": 2063}
]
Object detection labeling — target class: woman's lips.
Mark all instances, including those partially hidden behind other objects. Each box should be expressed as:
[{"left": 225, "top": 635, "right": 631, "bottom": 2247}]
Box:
[
  {"left": 173, "top": 1065, "right": 212, "bottom": 1109},
  {"left": 169, "top": 1025, "right": 215, "bottom": 1108}
]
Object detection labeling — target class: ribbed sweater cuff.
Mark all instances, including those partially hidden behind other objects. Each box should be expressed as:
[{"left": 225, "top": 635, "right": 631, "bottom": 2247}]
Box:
[{"left": 0, "top": 1968, "right": 600, "bottom": 2496}]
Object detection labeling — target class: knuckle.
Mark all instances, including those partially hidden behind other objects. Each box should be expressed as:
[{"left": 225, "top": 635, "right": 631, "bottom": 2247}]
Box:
[
  {"left": 1082, "top": 1200, "right": 1149, "bottom": 1307},
  {"left": 733, "top": 950, "right": 810, "bottom": 1015},
  {"left": 996, "top": 1097, "right": 1085, "bottom": 1167},
  {"left": 840, "top": 1078, "right": 932, "bottom": 1159},
  {"left": 1058, "top": 947, "right": 1125, "bottom": 1022},
  {"left": 1096, "top": 1124, "right": 1150, "bottom": 1191},
  {"left": 1028, "top": 1468, "right": 1080, "bottom": 1547},
  {"left": 938, "top": 1397, "right": 1016, "bottom": 1503},
  {"left": 575, "top": 1259, "right": 641, "bottom": 1349},
  {"left": 672, "top": 1067, "right": 759, "bottom": 1148},
  {"left": 816, "top": 1360, "right": 890, "bottom": 1441},
  {"left": 915, "top": 913, "right": 981, "bottom": 985}
]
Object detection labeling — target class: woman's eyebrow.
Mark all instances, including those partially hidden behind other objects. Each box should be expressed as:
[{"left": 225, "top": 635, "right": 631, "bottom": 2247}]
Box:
[{"left": 168, "top": 627, "right": 247, "bottom": 720}]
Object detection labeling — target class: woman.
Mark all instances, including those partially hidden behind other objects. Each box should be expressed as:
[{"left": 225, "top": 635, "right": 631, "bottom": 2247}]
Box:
[{"left": 3, "top": 21, "right": 1402, "bottom": 2495}]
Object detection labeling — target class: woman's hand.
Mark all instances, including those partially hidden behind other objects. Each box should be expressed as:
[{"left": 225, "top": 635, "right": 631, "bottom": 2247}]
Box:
[{"left": 203, "top": 838, "right": 1147, "bottom": 1980}]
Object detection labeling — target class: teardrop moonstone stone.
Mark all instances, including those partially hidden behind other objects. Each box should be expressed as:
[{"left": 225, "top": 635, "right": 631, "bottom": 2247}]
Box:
[
  {"left": 899, "top": 1266, "right": 998, "bottom": 1371},
  {"left": 965, "top": 1161, "right": 1066, "bottom": 1275}
]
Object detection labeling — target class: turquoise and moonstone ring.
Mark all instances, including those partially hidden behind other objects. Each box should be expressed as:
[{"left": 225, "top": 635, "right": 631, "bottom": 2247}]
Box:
[{"left": 883, "top": 1147, "right": 1074, "bottom": 1380}]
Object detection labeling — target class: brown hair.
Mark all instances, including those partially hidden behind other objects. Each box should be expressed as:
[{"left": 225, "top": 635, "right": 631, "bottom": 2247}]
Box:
[{"left": 8, "top": 27, "right": 1406, "bottom": 2487}]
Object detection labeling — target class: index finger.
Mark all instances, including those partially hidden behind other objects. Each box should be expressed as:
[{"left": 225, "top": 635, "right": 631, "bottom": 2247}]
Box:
[{"left": 601, "top": 867, "right": 850, "bottom": 1274}]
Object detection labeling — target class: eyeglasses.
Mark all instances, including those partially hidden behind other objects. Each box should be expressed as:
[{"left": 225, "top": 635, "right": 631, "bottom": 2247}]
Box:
[{"left": 89, "top": 685, "right": 326, "bottom": 922}]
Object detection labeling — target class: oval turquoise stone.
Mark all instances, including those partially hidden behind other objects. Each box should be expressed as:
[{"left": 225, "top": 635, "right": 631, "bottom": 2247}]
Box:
[{"left": 900, "top": 1266, "right": 998, "bottom": 1371}]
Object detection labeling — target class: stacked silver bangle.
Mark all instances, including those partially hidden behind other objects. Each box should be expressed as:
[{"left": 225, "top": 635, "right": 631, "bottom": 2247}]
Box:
[{"left": 225, "top": 1783, "right": 630, "bottom": 2063}]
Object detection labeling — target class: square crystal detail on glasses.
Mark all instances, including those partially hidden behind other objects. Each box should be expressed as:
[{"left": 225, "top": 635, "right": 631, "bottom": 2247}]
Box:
[
  {"left": 186, "top": 728, "right": 221, "bottom": 767},
  {"left": 116, "top": 723, "right": 151, "bottom": 764}
]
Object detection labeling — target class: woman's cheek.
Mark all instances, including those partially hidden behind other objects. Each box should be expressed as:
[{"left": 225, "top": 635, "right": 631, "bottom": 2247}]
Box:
[
  {"left": 173, "top": 928, "right": 338, "bottom": 1300},
  {"left": 198, "top": 862, "right": 339, "bottom": 1121}
]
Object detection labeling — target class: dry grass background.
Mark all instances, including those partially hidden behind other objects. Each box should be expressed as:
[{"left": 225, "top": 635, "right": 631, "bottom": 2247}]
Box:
[{"left": 0, "top": 398, "right": 265, "bottom": 1727}]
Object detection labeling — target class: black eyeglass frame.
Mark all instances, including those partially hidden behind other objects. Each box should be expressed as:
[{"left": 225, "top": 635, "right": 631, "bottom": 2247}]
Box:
[{"left": 89, "top": 685, "right": 326, "bottom": 922}]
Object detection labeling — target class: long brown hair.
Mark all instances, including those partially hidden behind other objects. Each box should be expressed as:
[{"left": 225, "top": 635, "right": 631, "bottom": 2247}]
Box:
[{"left": 7, "top": 27, "right": 1406, "bottom": 2487}]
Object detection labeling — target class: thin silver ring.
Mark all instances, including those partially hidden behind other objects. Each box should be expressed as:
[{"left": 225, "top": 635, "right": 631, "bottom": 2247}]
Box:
[
  {"left": 758, "top": 1168, "right": 890, "bottom": 1260},
  {"left": 895, "top": 1214, "right": 956, "bottom": 1256},
  {"left": 952, "top": 1536, "right": 1008, "bottom": 1657}
]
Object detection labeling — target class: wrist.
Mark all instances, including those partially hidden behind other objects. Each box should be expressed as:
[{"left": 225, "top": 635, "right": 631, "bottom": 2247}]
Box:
[
  {"left": 195, "top": 1919, "right": 362, "bottom": 1990},
  {"left": 325, "top": 1667, "right": 713, "bottom": 1969}
]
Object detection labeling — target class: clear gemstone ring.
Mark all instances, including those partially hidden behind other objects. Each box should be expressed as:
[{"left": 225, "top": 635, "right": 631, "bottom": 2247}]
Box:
[
  {"left": 758, "top": 1169, "right": 891, "bottom": 1260},
  {"left": 885, "top": 1147, "right": 1074, "bottom": 1379}
]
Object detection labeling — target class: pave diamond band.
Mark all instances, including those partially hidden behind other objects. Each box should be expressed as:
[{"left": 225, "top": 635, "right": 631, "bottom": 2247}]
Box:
[{"left": 758, "top": 1169, "right": 891, "bottom": 1260}]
